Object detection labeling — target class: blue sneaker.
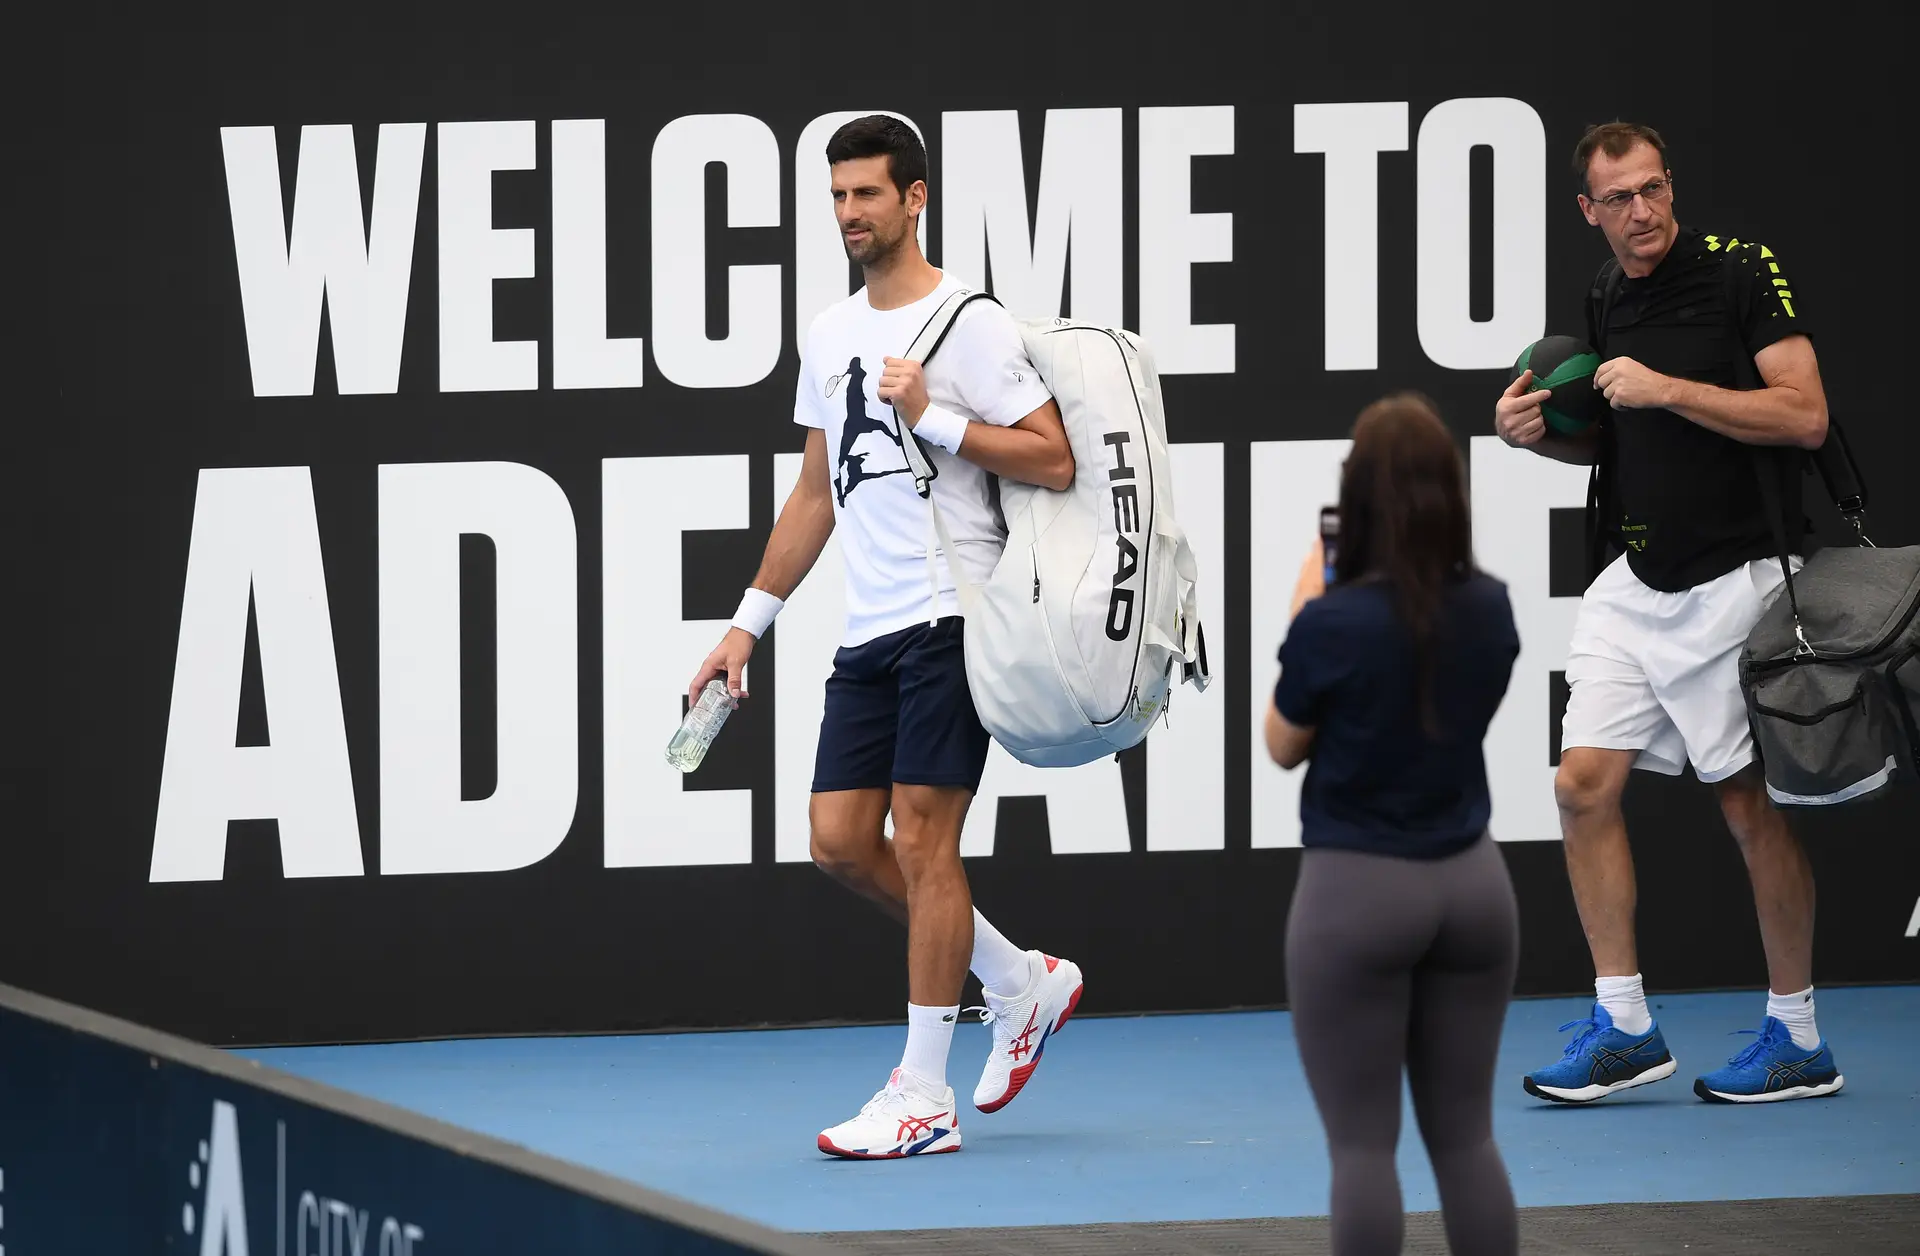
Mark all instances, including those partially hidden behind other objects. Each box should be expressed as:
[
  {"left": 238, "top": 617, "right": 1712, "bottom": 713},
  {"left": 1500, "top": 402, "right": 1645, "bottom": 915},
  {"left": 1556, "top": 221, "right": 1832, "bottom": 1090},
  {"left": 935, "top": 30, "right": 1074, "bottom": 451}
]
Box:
[
  {"left": 1693, "top": 1017, "right": 1844, "bottom": 1104},
  {"left": 1522, "top": 1003, "right": 1678, "bottom": 1103}
]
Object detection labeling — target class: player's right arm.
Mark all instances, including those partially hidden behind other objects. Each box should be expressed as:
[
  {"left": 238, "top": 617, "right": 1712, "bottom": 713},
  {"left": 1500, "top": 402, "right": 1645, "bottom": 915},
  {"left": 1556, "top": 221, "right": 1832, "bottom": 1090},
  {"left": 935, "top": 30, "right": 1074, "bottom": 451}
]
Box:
[
  {"left": 686, "top": 426, "right": 836, "bottom": 705},
  {"left": 1494, "top": 369, "right": 1602, "bottom": 466}
]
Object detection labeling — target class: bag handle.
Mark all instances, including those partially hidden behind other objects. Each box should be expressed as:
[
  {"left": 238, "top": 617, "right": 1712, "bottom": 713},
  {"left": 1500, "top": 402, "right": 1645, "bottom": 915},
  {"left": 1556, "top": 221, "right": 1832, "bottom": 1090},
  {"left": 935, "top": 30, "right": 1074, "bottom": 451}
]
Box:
[{"left": 1172, "top": 531, "right": 1210, "bottom": 690}]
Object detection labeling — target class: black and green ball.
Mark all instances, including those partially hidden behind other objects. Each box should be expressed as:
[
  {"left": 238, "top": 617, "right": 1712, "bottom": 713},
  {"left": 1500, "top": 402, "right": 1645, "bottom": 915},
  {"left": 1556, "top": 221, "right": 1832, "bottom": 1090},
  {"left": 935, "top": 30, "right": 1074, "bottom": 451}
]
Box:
[{"left": 1510, "top": 335, "right": 1606, "bottom": 434}]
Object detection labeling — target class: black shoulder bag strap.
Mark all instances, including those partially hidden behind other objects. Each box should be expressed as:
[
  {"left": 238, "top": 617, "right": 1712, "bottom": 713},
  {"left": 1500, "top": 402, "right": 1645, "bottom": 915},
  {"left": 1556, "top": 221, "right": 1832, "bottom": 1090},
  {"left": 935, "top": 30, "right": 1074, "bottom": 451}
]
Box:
[
  {"left": 1719, "top": 251, "right": 1847, "bottom": 658},
  {"left": 1584, "top": 258, "right": 1625, "bottom": 582},
  {"left": 1814, "top": 422, "right": 1872, "bottom": 545},
  {"left": 1719, "top": 245, "right": 1873, "bottom": 541}
]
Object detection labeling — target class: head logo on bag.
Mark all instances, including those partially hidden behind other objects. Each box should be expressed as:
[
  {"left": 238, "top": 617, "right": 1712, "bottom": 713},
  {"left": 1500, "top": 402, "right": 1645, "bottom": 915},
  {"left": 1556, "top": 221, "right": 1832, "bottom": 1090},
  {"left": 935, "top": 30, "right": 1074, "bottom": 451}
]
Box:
[
  {"left": 894, "top": 292, "right": 1210, "bottom": 769},
  {"left": 1103, "top": 430, "right": 1142, "bottom": 642}
]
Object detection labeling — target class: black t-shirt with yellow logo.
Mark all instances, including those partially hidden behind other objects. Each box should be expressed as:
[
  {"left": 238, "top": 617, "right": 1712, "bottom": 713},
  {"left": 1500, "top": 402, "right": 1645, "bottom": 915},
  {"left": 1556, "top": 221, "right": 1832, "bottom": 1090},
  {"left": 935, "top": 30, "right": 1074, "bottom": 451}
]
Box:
[{"left": 1595, "top": 225, "right": 1811, "bottom": 593}]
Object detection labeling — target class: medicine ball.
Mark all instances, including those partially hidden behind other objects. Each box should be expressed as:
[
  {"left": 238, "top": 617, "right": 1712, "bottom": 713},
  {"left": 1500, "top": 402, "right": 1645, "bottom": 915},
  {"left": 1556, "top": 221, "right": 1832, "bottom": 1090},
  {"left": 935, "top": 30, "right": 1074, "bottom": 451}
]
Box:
[{"left": 1509, "top": 335, "right": 1606, "bottom": 434}]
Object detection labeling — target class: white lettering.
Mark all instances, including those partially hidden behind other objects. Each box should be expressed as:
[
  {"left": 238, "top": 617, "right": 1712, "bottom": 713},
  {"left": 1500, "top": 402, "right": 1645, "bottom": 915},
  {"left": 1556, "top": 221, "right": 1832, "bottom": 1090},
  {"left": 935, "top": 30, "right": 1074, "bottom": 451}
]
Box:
[
  {"left": 200, "top": 1102, "right": 250, "bottom": 1256},
  {"left": 299, "top": 1191, "right": 320, "bottom": 1256},
  {"left": 1293, "top": 102, "right": 1409, "bottom": 371},
  {"left": 152, "top": 468, "right": 362, "bottom": 882},
  {"left": 792, "top": 112, "right": 928, "bottom": 354},
  {"left": 438, "top": 121, "right": 537, "bottom": 392},
  {"left": 1139, "top": 106, "right": 1235, "bottom": 375},
  {"left": 602, "top": 454, "right": 753, "bottom": 866},
  {"left": 326, "top": 1200, "right": 351, "bottom": 1256},
  {"left": 941, "top": 109, "right": 1123, "bottom": 323},
  {"left": 377, "top": 462, "right": 578, "bottom": 874},
  {"left": 1147, "top": 444, "right": 1226, "bottom": 851},
  {"left": 1416, "top": 98, "right": 1547, "bottom": 370},
  {"left": 1907, "top": 895, "right": 1920, "bottom": 938},
  {"left": 1248, "top": 439, "right": 1351, "bottom": 848},
  {"left": 220, "top": 124, "right": 425, "bottom": 397},
  {"left": 1470, "top": 435, "right": 1602, "bottom": 843},
  {"left": 376, "top": 1214, "right": 427, "bottom": 1255},
  {"left": 650, "top": 114, "right": 782, "bottom": 389},
  {"left": 771, "top": 451, "right": 848, "bottom": 862},
  {"left": 552, "top": 120, "right": 647, "bottom": 390}
]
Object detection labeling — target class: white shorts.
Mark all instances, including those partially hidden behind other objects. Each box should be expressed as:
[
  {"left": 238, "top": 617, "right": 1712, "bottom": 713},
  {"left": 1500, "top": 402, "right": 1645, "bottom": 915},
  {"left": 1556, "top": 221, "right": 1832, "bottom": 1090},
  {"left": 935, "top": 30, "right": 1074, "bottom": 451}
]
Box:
[{"left": 1561, "top": 552, "right": 1800, "bottom": 783}]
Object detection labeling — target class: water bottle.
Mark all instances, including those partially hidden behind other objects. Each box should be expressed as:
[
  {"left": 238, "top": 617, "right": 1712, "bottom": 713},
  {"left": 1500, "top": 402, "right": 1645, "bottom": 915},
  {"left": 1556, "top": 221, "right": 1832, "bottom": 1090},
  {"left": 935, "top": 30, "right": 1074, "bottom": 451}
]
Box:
[{"left": 666, "top": 679, "right": 738, "bottom": 773}]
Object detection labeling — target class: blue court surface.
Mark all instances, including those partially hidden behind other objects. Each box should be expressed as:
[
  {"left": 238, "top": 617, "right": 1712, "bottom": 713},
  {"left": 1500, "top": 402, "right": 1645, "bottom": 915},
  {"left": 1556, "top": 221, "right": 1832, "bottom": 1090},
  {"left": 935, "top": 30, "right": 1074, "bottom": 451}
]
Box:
[{"left": 239, "top": 986, "right": 1920, "bottom": 1235}]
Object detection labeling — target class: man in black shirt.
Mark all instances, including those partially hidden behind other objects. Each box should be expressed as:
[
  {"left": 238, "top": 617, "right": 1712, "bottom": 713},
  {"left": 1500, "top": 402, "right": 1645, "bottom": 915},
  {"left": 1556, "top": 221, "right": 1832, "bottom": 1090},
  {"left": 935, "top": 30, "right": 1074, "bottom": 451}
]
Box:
[{"left": 1492, "top": 122, "right": 1844, "bottom": 1105}]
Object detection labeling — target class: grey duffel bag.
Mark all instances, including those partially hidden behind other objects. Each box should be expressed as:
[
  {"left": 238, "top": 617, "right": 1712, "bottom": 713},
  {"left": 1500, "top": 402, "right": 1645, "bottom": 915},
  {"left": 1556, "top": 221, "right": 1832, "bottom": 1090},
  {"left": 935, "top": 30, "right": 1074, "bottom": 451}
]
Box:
[{"left": 1739, "top": 538, "right": 1920, "bottom": 808}]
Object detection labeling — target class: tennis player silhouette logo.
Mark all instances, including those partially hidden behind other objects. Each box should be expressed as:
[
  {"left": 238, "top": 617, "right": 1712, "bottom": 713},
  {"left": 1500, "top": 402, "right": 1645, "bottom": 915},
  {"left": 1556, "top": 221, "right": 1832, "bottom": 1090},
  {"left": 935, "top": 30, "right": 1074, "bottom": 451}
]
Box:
[{"left": 831, "top": 356, "right": 913, "bottom": 507}]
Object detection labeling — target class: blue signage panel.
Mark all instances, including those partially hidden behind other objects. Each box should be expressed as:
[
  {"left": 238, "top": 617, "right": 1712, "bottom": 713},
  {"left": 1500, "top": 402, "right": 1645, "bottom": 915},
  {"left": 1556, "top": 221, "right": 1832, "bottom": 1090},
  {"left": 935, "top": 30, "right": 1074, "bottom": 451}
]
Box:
[{"left": 0, "top": 988, "right": 821, "bottom": 1256}]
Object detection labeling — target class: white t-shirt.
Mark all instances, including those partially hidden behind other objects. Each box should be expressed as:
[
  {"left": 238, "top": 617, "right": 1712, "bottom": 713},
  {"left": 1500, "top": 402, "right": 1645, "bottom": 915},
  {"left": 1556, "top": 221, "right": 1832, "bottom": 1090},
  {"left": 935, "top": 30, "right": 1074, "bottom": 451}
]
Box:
[{"left": 794, "top": 271, "right": 1053, "bottom": 647}]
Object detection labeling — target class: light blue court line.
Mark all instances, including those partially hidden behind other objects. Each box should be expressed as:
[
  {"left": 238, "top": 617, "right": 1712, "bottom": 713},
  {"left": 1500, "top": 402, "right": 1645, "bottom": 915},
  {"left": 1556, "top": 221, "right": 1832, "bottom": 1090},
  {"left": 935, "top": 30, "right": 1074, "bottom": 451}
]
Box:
[{"left": 239, "top": 986, "right": 1920, "bottom": 1233}]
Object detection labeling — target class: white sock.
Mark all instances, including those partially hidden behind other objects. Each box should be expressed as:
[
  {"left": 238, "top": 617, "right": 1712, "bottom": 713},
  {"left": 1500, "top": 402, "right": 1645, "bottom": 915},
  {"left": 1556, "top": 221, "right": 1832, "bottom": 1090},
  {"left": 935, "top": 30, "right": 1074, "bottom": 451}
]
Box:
[
  {"left": 1767, "top": 987, "right": 1820, "bottom": 1050},
  {"left": 1595, "top": 974, "right": 1652, "bottom": 1036},
  {"left": 970, "top": 909, "right": 1031, "bottom": 996},
  {"left": 899, "top": 1003, "right": 959, "bottom": 1092}
]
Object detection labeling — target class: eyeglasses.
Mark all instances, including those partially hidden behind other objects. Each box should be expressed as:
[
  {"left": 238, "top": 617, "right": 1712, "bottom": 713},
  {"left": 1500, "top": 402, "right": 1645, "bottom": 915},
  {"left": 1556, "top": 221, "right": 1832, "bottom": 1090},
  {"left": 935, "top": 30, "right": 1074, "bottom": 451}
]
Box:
[{"left": 1590, "top": 176, "right": 1674, "bottom": 213}]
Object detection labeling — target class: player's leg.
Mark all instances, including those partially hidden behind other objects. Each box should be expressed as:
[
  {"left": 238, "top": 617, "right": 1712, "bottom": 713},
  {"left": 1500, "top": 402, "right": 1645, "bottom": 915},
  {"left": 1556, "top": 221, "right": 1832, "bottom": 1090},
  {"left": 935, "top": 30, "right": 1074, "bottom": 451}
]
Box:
[
  {"left": 891, "top": 797, "right": 973, "bottom": 1012},
  {"left": 1526, "top": 558, "right": 1682, "bottom": 1101},
  {"left": 891, "top": 779, "right": 977, "bottom": 1083},
  {"left": 1554, "top": 744, "right": 1643, "bottom": 982},
  {"left": 811, "top": 809, "right": 1026, "bottom": 987},
  {"left": 1714, "top": 768, "right": 1814, "bottom": 1006},
  {"left": 810, "top": 630, "right": 962, "bottom": 1159},
  {"left": 809, "top": 792, "right": 905, "bottom": 924},
  {"left": 806, "top": 632, "right": 902, "bottom": 914},
  {"left": 816, "top": 769, "right": 1006, "bottom": 1160},
  {"left": 1666, "top": 560, "right": 1841, "bottom": 1102},
  {"left": 893, "top": 617, "right": 1085, "bottom": 1114},
  {"left": 805, "top": 624, "right": 1030, "bottom": 976},
  {"left": 813, "top": 620, "right": 1015, "bottom": 1157}
]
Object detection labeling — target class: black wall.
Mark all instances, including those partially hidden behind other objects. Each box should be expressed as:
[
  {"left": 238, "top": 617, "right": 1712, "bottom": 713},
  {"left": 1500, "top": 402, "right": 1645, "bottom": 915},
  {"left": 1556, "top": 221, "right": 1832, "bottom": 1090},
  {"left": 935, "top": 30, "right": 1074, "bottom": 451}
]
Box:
[{"left": 8, "top": 3, "right": 1915, "bottom": 1046}]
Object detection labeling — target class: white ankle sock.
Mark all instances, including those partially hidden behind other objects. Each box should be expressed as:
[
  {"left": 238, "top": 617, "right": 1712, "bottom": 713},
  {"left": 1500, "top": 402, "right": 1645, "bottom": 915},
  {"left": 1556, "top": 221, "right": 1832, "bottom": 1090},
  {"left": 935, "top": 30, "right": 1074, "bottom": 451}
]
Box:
[
  {"left": 970, "top": 910, "right": 1031, "bottom": 996},
  {"left": 1595, "top": 974, "right": 1652, "bottom": 1036},
  {"left": 1767, "top": 987, "right": 1820, "bottom": 1050},
  {"left": 900, "top": 1004, "right": 959, "bottom": 1092}
]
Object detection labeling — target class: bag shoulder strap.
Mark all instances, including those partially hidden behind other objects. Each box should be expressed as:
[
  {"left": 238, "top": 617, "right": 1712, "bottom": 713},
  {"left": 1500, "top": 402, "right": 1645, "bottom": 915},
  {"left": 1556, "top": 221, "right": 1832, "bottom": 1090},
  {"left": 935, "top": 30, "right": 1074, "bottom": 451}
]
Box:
[
  {"left": 1583, "top": 257, "right": 1625, "bottom": 582},
  {"left": 1714, "top": 242, "right": 1873, "bottom": 544},
  {"left": 889, "top": 286, "right": 1004, "bottom": 623},
  {"left": 894, "top": 288, "right": 1003, "bottom": 499},
  {"left": 1718, "top": 247, "right": 1816, "bottom": 646},
  {"left": 1586, "top": 256, "right": 1624, "bottom": 353}
]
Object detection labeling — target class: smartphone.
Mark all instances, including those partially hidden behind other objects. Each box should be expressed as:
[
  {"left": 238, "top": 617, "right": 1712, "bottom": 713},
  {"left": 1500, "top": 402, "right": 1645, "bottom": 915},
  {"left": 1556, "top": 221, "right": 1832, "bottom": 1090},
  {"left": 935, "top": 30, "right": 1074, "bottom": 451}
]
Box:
[{"left": 1319, "top": 505, "right": 1340, "bottom": 585}]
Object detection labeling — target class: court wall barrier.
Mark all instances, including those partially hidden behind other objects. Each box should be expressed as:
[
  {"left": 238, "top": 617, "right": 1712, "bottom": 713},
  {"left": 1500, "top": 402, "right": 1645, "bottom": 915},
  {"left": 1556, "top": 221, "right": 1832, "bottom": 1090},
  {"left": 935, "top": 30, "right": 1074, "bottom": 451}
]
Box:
[
  {"left": 6, "top": 2, "right": 1916, "bottom": 1045},
  {"left": 0, "top": 982, "right": 838, "bottom": 1255}
]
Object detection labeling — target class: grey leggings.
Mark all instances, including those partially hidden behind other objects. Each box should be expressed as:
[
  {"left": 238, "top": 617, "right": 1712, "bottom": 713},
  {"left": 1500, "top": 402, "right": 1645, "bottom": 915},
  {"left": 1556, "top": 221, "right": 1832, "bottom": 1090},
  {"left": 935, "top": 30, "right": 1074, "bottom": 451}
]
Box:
[{"left": 1285, "top": 833, "right": 1520, "bottom": 1256}]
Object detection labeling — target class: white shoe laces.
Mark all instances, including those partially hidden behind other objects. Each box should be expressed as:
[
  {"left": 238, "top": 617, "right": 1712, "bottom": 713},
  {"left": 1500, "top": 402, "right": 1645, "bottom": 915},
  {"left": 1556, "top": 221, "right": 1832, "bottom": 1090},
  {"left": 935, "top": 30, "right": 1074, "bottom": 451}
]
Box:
[
  {"left": 857, "top": 1085, "right": 906, "bottom": 1118},
  {"left": 858, "top": 1070, "right": 949, "bottom": 1118},
  {"left": 971, "top": 993, "right": 1040, "bottom": 1057}
]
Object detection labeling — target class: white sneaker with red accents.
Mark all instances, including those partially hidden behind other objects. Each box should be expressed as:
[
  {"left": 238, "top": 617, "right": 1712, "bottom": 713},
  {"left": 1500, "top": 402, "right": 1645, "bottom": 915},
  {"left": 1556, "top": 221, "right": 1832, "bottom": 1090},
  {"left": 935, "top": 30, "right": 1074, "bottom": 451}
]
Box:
[
  {"left": 972, "top": 951, "right": 1085, "bottom": 1114},
  {"left": 816, "top": 1068, "right": 962, "bottom": 1159}
]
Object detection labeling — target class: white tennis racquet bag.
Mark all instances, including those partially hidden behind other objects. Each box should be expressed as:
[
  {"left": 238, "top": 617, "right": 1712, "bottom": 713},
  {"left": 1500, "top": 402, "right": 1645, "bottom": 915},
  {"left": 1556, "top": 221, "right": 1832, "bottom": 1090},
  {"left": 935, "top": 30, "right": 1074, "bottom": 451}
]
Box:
[{"left": 895, "top": 289, "right": 1210, "bottom": 769}]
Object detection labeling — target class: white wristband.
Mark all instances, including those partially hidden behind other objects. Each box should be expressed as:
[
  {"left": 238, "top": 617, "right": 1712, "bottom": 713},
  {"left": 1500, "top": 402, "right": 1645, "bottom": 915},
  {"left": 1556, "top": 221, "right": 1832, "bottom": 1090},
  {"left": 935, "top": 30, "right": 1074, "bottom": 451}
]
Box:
[
  {"left": 731, "top": 587, "right": 784, "bottom": 639},
  {"left": 911, "top": 404, "right": 969, "bottom": 455}
]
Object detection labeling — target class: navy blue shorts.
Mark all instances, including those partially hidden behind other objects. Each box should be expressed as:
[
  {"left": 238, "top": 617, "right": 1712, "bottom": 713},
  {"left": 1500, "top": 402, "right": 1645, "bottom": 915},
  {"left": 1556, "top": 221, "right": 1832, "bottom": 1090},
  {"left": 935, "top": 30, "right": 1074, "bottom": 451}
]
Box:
[{"left": 811, "top": 616, "right": 992, "bottom": 794}]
